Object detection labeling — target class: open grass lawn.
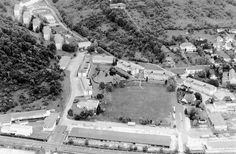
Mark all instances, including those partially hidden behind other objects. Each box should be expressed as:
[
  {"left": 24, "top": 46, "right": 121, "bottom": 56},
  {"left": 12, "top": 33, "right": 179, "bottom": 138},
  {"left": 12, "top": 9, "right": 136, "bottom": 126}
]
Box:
[{"left": 96, "top": 82, "right": 176, "bottom": 124}]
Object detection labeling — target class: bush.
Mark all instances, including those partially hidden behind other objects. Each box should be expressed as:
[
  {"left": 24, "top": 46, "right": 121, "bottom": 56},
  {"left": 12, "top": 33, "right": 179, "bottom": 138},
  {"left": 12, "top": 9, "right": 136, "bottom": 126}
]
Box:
[
  {"left": 68, "top": 109, "right": 73, "bottom": 117},
  {"left": 62, "top": 43, "right": 77, "bottom": 52},
  {"left": 118, "top": 116, "right": 131, "bottom": 123},
  {"left": 166, "top": 77, "right": 177, "bottom": 92},
  {"left": 142, "top": 146, "right": 148, "bottom": 152},
  {"left": 52, "top": 0, "right": 59, "bottom": 3},
  {"left": 85, "top": 139, "right": 89, "bottom": 146}
]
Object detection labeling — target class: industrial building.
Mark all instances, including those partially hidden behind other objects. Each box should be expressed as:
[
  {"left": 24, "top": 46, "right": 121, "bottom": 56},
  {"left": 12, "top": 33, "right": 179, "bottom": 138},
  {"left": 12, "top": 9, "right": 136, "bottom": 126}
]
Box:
[
  {"left": 43, "top": 113, "right": 59, "bottom": 131},
  {"left": 68, "top": 128, "right": 172, "bottom": 148},
  {"left": 92, "top": 55, "right": 115, "bottom": 64},
  {"left": 222, "top": 69, "right": 236, "bottom": 87},
  {"left": 208, "top": 112, "right": 227, "bottom": 131},
  {"left": 42, "top": 26, "right": 51, "bottom": 41},
  {"left": 183, "top": 78, "right": 217, "bottom": 96},
  {"left": 54, "top": 33, "right": 64, "bottom": 50},
  {"left": 1, "top": 124, "right": 33, "bottom": 137}
]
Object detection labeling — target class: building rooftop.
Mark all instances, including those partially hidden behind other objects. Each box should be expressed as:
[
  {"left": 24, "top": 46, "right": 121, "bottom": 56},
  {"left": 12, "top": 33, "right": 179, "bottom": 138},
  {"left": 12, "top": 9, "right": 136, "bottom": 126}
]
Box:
[
  {"left": 10, "top": 110, "right": 49, "bottom": 121},
  {"left": 59, "top": 56, "right": 71, "bottom": 70},
  {"left": 92, "top": 55, "right": 114, "bottom": 64},
  {"left": 69, "top": 128, "right": 171, "bottom": 147},
  {"left": 77, "top": 99, "right": 99, "bottom": 110},
  {"left": 0, "top": 115, "right": 11, "bottom": 125},
  {"left": 81, "top": 77, "right": 92, "bottom": 91},
  {"left": 206, "top": 140, "right": 236, "bottom": 150},
  {"left": 208, "top": 112, "right": 226, "bottom": 127}
]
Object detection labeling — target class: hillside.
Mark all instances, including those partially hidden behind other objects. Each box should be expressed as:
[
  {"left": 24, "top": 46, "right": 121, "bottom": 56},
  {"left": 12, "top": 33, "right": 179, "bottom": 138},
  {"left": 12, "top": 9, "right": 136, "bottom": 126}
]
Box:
[
  {"left": 0, "top": 15, "right": 64, "bottom": 113},
  {"left": 52, "top": 0, "right": 236, "bottom": 64}
]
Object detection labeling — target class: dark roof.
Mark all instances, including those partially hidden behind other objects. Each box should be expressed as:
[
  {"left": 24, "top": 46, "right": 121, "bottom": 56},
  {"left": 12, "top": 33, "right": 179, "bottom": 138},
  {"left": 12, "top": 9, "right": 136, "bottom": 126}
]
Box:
[{"left": 69, "top": 128, "right": 171, "bottom": 147}]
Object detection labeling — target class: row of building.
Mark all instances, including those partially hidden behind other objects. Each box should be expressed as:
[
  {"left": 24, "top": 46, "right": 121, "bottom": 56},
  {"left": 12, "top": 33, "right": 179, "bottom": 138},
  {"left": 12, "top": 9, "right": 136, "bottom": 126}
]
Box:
[{"left": 0, "top": 110, "right": 59, "bottom": 137}]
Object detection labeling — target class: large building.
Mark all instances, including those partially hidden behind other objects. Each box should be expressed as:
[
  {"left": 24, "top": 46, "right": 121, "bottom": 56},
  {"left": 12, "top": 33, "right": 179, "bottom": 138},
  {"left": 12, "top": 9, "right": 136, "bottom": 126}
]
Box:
[
  {"left": 77, "top": 99, "right": 99, "bottom": 111},
  {"left": 1, "top": 124, "right": 33, "bottom": 136},
  {"left": 116, "top": 60, "right": 144, "bottom": 76},
  {"left": 144, "top": 70, "right": 170, "bottom": 81},
  {"left": 92, "top": 55, "right": 115, "bottom": 65},
  {"left": 205, "top": 139, "right": 236, "bottom": 154},
  {"left": 208, "top": 112, "right": 227, "bottom": 131},
  {"left": 183, "top": 78, "right": 217, "bottom": 96}
]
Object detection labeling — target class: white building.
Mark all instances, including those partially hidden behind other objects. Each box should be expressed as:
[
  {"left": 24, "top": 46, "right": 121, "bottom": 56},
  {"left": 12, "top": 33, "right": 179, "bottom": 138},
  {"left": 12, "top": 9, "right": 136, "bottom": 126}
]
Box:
[
  {"left": 1, "top": 124, "right": 33, "bottom": 136},
  {"left": 144, "top": 70, "right": 170, "bottom": 81},
  {"left": 22, "top": 10, "right": 32, "bottom": 27},
  {"left": 43, "top": 26, "right": 51, "bottom": 41},
  {"left": 229, "top": 69, "right": 236, "bottom": 85},
  {"left": 116, "top": 60, "right": 144, "bottom": 76},
  {"left": 32, "top": 18, "right": 41, "bottom": 32},
  {"left": 183, "top": 78, "right": 217, "bottom": 96},
  {"left": 185, "top": 66, "right": 208, "bottom": 75},
  {"left": 54, "top": 34, "right": 64, "bottom": 50},
  {"left": 0, "top": 115, "right": 11, "bottom": 126},
  {"left": 59, "top": 56, "right": 71, "bottom": 70},
  {"left": 14, "top": 4, "right": 23, "bottom": 21},
  {"left": 78, "top": 56, "right": 90, "bottom": 77},
  {"left": 77, "top": 99, "right": 99, "bottom": 111},
  {"left": 92, "top": 55, "right": 115, "bottom": 64},
  {"left": 78, "top": 41, "right": 91, "bottom": 49},
  {"left": 180, "top": 42, "right": 197, "bottom": 52},
  {"left": 43, "top": 14, "right": 56, "bottom": 25}
]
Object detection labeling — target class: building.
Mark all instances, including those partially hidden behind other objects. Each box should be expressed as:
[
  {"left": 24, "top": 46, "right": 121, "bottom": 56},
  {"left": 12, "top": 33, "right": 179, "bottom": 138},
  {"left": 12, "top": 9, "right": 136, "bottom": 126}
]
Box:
[
  {"left": 110, "top": 3, "right": 126, "bottom": 9},
  {"left": 81, "top": 77, "right": 92, "bottom": 96},
  {"left": 144, "top": 70, "right": 170, "bottom": 81},
  {"left": 183, "top": 78, "right": 217, "bottom": 96},
  {"left": 68, "top": 128, "right": 172, "bottom": 148},
  {"left": 22, "top": 10, "right": 32, "bottom": 27},
  {"left": 14, "top": 4, "right": 23, "bottom": 21},
  {"left": 186, "top": 137, "right": 205, "bottom": 154},
  {"left": 163, "top": 56, "right": 175, "bottom": 68},
  {"left": 78, "top": 41, "right": 91, "bottom": 49},
  {"left": 205, "top": 139, "right": 236, "bottom": 154},
  {"left": 0, "top": 115, "right": 11, "bottom": 126},
  {"left": 10, "top": 110, "right": 51, "bottom": 121},
  {"left": 208, "top": 112, "right": 227, "bottom": 131},
  {"left": 78, "top": 56, "right": 91, "bottom": 77},
  {"left": 180, "top": 42, "right": 197, "bottom": 52},
  {"left": 32, "top": 18, "right": 41, "bottom": 32},
  {"left": 1, "top": 124, "right": 33, "bottom": 136},
  {"left": 20, "top": 0, "right": 41, "bottom": 7},
  {"left": 43, "top": 113, "right": 59, "bottom": 131},
  {"left": 92, "top": 55, "right": 115, "bottom": 65},
  {"left": 59, "top": 56, "right": 71, "bottom": 70},
  {"left": 42, "top": 26, "right": 51, "bottom": 41},
  {"left": 116, "top": 60, "right": 144, "bottom": 76},
  {"left": 77, "top": 99, "right": 99, "bottom": 111},
  {"left": 222, "top": 69, "right": 236, "bottom": 86},
  {"left": 54, "top": 34, "right": 64, "bottom": 50},
  {"left": 185, "top": 65, "right": 209, "bottom": 75}
]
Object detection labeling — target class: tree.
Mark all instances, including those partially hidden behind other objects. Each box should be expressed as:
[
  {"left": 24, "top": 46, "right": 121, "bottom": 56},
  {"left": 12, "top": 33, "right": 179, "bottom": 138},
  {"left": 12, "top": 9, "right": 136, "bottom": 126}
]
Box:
[
  {"left": 194, "top": 92, "right": 202, "bottom": 101},
  {"left": 47, "top": 43, "right": 56, "bottom": 54},
  {"left": 62, "top": 43, "right": 77, "bottom": 53},
  {"left": 207, "top": 79, "right": 219, "bottom": 87},
  {"left": 105, "top": 83, "right": 113, "bottom": 92},
  {"left": 166, "top": 77, "right": 177, "bottom": 92},
  {"left": 68, "top": 109, "right": 73, "bottom": 117},
  {"left": 96, "top": 93, "right": 104, "bottom": 100},
  {"left": 99, "top": 82, "right": 105, "bottom": 90}
]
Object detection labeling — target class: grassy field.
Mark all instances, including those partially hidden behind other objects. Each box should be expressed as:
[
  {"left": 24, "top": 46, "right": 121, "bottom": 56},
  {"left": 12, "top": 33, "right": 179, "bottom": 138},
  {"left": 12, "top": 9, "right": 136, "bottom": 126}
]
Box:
[{"left": 96, "top": 82, "right": 176, "bottom": 124}]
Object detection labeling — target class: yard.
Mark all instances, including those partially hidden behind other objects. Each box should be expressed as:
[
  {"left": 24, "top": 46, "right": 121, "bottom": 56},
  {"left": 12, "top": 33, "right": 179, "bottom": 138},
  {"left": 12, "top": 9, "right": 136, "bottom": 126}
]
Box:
[{"left": 95, "top": 82, "right": 176, "bottom": 124}]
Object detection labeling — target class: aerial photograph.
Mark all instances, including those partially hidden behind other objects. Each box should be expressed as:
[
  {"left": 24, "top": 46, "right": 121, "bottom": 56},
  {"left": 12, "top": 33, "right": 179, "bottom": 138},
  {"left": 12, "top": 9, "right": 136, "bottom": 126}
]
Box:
[{"left": 0, "top": 0, "right": 236, "bottom": 153}]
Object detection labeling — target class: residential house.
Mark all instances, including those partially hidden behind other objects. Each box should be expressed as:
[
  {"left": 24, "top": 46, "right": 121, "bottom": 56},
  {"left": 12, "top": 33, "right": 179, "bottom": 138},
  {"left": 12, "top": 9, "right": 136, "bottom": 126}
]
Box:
[
  {"left": 59, "top": 56, "right": 71, "bottom": 70},
  {"left": 43, "top": 14, "right": 56, "bottom": 25},
  {"left": 14, "top": 4, "right": 23, "bottom": 21},
  {"left": 42, "top": 26, "right": 51, "bottom": 41},
  {"left": 32, "top": 18, "right": 41, "bottom": 32},
  {"left": 81, "top": 77, "right": 92, "bottom": 96},
  {"left": 78, "top": 41, "right": 91, "bottom": 49},
  {"left": 22, "top": 10, "right": 32, "bottom": 28},
  {"left": 208, "top": 112, "right": 227, "bottom": 131},
  {"left": 144, "top": 70, "right": 169, "bottom": 81},
  {"left": 77, "top": 99, "right": 99, "bottom": 111},
  {"left": 216, "top": 28, "right": 225, "bottom": 33},
  {"left": 116, "top": 60, "right": 145, "bottom": 76},
  {"left": 185, "top": 65, "right": 209, "bottom": 75},
  {"left": 1, "top": 124, "right": 33, "bottom": 136},
  {"left": 163, "top": 56, "right": 175, "bottom": 68},
  {"left": 213, "top": 36, "right": 224, "bottom": 52},
  {"left": 183, "top": 78, "right": 217, "bottom": 96},
  {"left": 54, "top": 33, "right": 64, "bottom": 50},
  {"left": 78, "top": 56, "right": 91, "bottom": 78},
  {"left": 92, "top": 55, "right": 115, "bottom": 65},
  {"left": 169, "top": 45, "right": 180, "bottom": 53},
  {"left": 180, "top": 42, "right": 197, "bottom": 52},
  {"left": 222, "top": 69, "right": 236, "bottom": 87}
]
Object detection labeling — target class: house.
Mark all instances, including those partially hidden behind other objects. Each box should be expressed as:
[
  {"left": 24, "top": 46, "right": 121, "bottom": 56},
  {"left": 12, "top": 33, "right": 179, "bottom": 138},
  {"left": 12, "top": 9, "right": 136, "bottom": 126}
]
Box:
[
  {"left": 22, "top": 10, "right": 32, "bottom": 27},
  {"left": 59, "top": 56, "right": 71, "bottom": 70},
  {"left": 116, "top": 60, "right": 145, "bottom": 76},
  {"left": 43, "top": 113, "right": 59, "bottom": 131},
  {"left": 183, "top": 78, "right": 217, "bottom": 96},
  {"left": 229, "top": 29, "right": 236, "bottom": 34},
  {"left": 42, "top": 26, "right": 51, "bottom": 41},
  {"left": 216, "top": 28, "right": 225, "bottom": 33},
  {"left": 81, "top": 77, "right": 92, "bottom": 96},
  {"left": 185, "top": 65, "right": 209, "bottom": 75},
  {"left": 32, "top": 18, "right": 41, "bottom": 32},
  {"left": 182, "top": 93, "right": 196, "bottom": 104},
  {"left": 77, "top": 99, "right": 99, "bottom": 111},
  {"left": 204, "top": 49, "right": 213, "bottom": 54},
  {"left": 1, "top": 124, "right": 33, "bottom": 136},
  {"left": 169, "top": 45, "right": 180, "bottom": 53},
  {"left": 78, "top": 41, "right": 91, "bottom": 49},
  {"left": 186, "top": 137, "right": 204, "bottom": 154},
  {"left": 54, "top": 34, "right": 64, "bottom": 50},
  {"left": 43, "top": 14, "right": 56, "bottom": 25},
  {"left": 0, "top": 115, "right": 11, "bottom": 126},
  {"left": 222, "top": 69, "right": 236, "bottom": 86},
  {"left": 180, "top": 42, "right": 197, "bottom": 52},
  {"left": 14, "top": 4, "right": 23, "bottom": 21},
  {"left": 92, "top": 55, "right": 115, "bottom": 65},
  {"left": 205, "top": 140, "right": 236, "bottom": 154},
  {"left": 208, "top": 112, "right": 227, "bottom": 131}
]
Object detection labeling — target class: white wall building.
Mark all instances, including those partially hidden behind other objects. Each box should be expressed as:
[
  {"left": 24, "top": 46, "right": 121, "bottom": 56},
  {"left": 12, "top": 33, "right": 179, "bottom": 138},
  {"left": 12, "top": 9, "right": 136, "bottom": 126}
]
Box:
[
  {"left": 116, "top": 60, "right": 144, "bottom": 76},
  {"left": 22, "top": 10, "right": 32, "bottom": 27},
  {"left": 78, "top": 41, "right": 91, "bottom": 49},
  {"left": 43, "top": 113, "right": 59, "bottom": 131},
  {"left": 43, "top": 26, "right": 51, "bottom": 41},
  {"left": 180, "top": 42, "right": 197, "bottom": 52},
  {"left": 81, "top": 77, "right": 92, "bottom": 96},
  {"left": 54, "top": 34, "right": 64, "bottom": 50},
  {"left": 32, "top": 18, "right": 41, "bottom": 32},
  {"left": 92, "top": 55, "right": 115, "bottom": 65},
  {"left": 144, "top": 70, "right": 169, "bottom": 81},
  {"left": 1, "top": 124, "right": 33, "bottom": 136},
  {"left": 78, "top": 56, "right": 90, "bottom": 78}
]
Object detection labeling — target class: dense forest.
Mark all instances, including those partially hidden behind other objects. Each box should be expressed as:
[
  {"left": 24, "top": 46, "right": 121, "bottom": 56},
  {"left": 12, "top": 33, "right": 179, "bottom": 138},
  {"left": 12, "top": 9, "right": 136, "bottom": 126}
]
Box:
[{"left": 0, "top": 15, "right": 64, "bottom": 113}]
